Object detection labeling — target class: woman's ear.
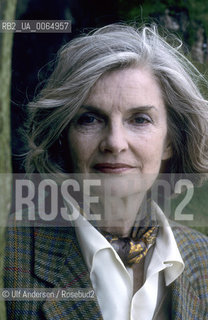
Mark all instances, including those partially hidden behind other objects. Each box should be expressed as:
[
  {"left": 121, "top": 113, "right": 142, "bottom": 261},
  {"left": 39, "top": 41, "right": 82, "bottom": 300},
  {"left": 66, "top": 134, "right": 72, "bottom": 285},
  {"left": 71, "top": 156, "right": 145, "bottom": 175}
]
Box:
[{"left": 162, "top": 140, "right": 173, "bottom": 160}]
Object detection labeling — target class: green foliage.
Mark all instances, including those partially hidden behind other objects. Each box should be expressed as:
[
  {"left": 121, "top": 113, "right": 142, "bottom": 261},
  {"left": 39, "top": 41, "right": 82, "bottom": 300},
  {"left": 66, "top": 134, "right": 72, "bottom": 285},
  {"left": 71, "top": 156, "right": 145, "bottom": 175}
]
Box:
[{"left": 118, "top": 0, "right": 208, "bottom": 47}]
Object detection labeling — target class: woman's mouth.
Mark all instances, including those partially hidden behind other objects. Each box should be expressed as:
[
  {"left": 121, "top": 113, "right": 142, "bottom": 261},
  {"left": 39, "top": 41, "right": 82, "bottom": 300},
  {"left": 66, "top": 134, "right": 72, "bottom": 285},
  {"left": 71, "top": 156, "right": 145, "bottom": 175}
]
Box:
[{"left": 93, "top": 163, "right": 135, "bottom": 174}]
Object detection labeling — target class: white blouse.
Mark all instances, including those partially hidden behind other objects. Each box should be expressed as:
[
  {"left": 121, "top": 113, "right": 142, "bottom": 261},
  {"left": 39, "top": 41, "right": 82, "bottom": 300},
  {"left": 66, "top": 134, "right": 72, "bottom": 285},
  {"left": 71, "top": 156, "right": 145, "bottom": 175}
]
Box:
[{"left": 65, "top": 200, "right": 184, "bottom": 320}]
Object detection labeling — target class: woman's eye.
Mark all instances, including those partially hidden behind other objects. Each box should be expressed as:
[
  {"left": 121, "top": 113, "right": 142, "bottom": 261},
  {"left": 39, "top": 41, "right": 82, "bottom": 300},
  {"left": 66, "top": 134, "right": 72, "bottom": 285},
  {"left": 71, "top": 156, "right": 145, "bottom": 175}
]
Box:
[
  {"left": 132, "top": 114, "right": 152, "bottom": 125},
  {"left": 77, "top": 113, "right": 99, "bottom": 125}
]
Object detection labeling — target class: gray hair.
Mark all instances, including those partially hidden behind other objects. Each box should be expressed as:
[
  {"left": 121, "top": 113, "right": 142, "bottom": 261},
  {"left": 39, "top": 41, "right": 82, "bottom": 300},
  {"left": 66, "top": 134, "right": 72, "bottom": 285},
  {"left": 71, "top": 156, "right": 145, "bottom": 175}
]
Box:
[{"left": 25, "top": 23, "right": 208, "bottom": 184}]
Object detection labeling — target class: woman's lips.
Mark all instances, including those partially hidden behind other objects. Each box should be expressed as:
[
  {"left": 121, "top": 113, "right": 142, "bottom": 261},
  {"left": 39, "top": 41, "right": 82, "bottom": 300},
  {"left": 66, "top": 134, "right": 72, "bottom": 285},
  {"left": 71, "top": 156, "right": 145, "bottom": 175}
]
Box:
[{"left": 93, "top": 163, "right": 135, "bottom": 174}]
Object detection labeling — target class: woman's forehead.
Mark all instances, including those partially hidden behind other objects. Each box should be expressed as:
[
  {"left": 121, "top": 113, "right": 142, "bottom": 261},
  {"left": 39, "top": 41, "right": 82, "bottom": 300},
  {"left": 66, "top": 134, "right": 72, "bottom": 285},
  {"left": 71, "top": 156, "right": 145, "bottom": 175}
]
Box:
[{"left": 84, "top": 67, "right": 165, "bottom": 112}]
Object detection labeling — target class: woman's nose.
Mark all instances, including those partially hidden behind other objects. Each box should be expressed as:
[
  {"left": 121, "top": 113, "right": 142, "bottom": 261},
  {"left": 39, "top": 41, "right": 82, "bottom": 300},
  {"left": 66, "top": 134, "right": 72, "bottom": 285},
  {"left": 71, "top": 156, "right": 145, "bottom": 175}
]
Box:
[{"left": 99, "top": 123, "right": 128, "bottom": 154}]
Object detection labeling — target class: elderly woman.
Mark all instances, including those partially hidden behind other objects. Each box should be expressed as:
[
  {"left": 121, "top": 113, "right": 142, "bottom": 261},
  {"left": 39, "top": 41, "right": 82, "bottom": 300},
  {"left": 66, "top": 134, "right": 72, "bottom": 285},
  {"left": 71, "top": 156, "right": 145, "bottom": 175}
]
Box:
[{"left": 4, "top": 24, "right": 208, "bottom": 319}]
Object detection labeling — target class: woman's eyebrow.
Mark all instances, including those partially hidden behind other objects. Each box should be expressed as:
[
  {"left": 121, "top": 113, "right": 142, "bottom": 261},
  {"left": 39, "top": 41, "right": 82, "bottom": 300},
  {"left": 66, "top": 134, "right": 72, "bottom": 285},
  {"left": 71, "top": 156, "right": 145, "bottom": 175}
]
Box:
[
  {"left": 79, "top": 105, "right": 108, "bottom": 117},
  {"left": 80, "top": 105, "right": 157, "bottom": 114},
  {"left": 126, "top": 106, "right": 158, "bottom": 113}
]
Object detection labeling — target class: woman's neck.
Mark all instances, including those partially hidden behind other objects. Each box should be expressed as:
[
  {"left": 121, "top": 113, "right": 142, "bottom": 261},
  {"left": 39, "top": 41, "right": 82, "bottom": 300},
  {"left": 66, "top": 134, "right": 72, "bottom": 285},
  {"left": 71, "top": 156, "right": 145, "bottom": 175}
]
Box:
[{"left": 90, "top": 192, "right": 146, "bottom": 237}]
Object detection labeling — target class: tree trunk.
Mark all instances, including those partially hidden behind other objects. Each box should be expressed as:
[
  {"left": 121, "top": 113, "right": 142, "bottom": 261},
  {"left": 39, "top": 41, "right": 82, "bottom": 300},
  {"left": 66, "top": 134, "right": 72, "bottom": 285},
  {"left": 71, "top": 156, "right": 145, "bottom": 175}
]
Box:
[{"left": 0, "top": 0, "right": 17, "bottom": 318}]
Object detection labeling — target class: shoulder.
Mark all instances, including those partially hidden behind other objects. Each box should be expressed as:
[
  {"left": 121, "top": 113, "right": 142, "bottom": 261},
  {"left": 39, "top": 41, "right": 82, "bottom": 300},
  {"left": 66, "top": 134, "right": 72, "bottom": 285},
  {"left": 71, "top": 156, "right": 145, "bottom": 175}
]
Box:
[
  {"left": 4, "top": 213, "right": 36, "bottom": 290},
  {"left": 171, "top": 222, "right": 208, "bottom": 253},
  {"left": 170, "top": 222, "right": 208, "bottom": 261}
]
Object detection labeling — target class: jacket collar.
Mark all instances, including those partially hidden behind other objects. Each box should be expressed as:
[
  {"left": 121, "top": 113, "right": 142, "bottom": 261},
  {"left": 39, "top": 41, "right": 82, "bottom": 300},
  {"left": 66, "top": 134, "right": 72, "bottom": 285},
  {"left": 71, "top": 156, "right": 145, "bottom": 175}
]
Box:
[{"left": 34, "top": 226, "right": 103, "bottom": 320}]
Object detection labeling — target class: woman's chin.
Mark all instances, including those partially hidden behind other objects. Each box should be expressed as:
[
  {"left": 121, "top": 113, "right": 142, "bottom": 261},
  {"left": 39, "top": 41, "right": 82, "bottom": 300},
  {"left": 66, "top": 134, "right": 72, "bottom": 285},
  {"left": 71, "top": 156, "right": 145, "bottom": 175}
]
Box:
[{"left": 92, "top": 172, "right": 158, "bottom": 198}]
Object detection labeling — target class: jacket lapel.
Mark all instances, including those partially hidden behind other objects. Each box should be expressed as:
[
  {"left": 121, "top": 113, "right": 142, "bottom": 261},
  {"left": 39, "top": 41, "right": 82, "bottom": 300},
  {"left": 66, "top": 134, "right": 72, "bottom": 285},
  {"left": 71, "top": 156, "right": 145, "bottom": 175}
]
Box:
[
  {"left": 171, "top": 226, "right": 205, "bottom": 320},
  {"left": 171, "top": 271, "right": 202, "bottom": 319},
  {"left": 34, "top": 226, "right": 103, "bottom": 320}
]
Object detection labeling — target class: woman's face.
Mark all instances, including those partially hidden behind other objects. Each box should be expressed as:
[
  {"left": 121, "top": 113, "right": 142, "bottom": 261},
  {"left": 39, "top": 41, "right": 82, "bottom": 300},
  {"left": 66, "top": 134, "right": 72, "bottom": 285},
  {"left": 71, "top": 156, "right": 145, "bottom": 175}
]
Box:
[{"left": 68, "top": 67, "right": 172, "bottom": 196}]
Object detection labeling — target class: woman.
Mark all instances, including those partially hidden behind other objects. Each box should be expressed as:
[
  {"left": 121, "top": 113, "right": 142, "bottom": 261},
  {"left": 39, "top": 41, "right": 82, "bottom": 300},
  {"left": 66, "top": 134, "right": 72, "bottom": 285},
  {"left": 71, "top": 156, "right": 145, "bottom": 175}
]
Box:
[{"left": 4, "top": 24, "right": 208, "bottom": 319}]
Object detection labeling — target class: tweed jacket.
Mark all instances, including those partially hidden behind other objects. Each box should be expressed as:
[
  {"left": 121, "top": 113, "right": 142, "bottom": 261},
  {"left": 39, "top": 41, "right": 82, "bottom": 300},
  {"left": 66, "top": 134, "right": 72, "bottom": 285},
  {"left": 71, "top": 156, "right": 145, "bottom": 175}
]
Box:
[{"left": 4, "top": 215, "right": 208, "bottom": 320}]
